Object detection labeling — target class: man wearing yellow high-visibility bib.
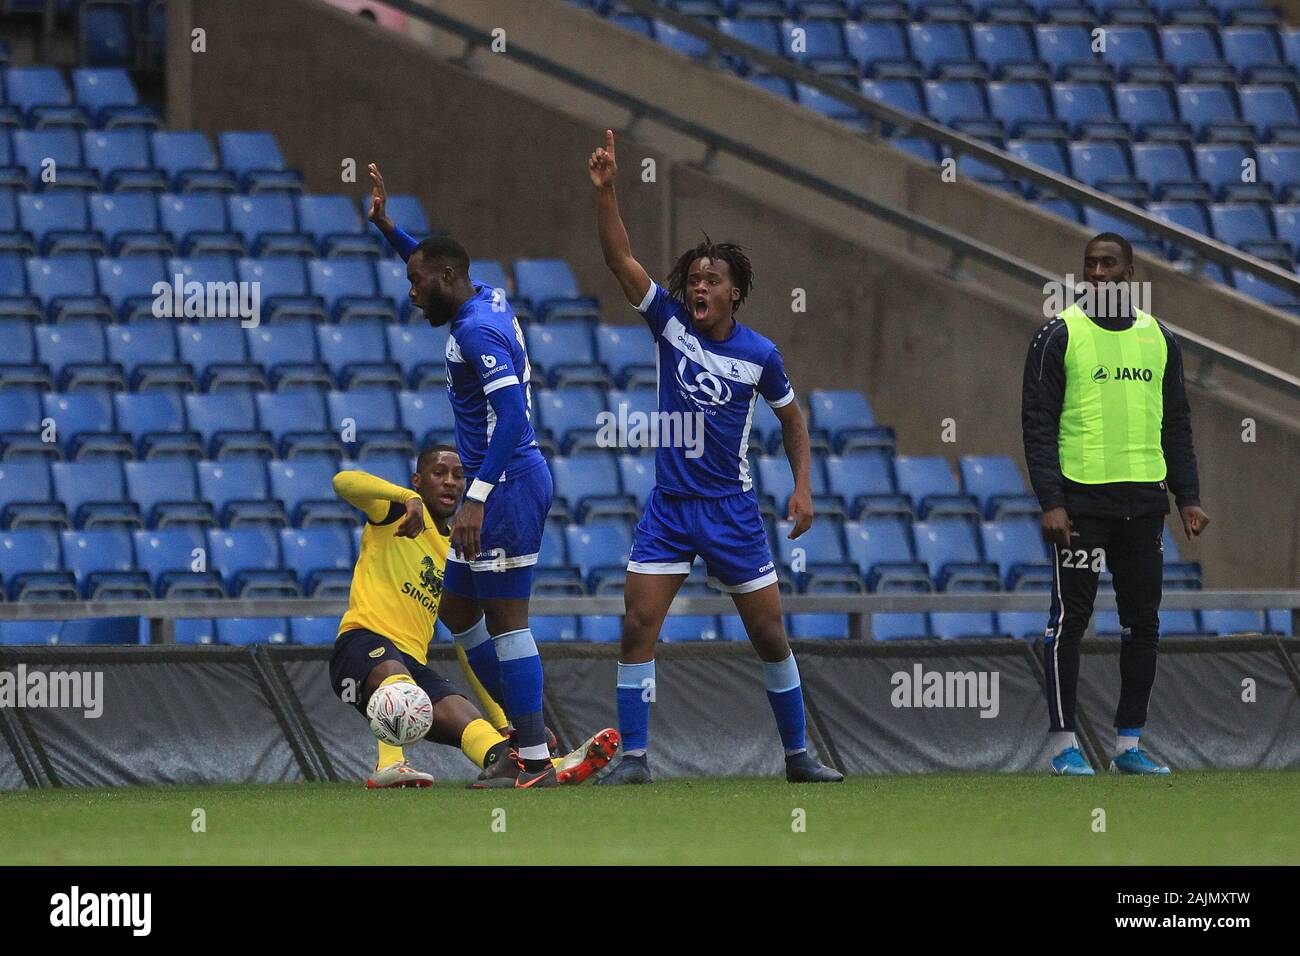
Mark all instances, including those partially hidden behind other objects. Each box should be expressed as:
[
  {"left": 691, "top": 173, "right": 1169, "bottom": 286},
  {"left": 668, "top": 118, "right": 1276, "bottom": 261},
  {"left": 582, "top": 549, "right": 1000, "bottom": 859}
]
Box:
[{"left": 1022, "top": 233, "right": 1210, "bottom": 777}]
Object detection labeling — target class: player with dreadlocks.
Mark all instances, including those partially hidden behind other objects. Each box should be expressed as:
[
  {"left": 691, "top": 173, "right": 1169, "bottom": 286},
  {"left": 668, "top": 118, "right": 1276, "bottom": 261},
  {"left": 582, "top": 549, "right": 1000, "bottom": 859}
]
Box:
[{"left": 588, "top": 129, "right": 842, "bottom": 784}]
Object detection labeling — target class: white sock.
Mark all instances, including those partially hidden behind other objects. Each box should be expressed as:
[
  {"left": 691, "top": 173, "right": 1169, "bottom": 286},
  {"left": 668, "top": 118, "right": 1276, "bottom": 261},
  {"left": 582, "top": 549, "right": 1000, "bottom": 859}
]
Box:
[
  {"left": 1116, "top": 734, "right": 1140, "bottom": 755},
  {"left": 1050, "top": 732, "right": 1078, "bottom": 755}
]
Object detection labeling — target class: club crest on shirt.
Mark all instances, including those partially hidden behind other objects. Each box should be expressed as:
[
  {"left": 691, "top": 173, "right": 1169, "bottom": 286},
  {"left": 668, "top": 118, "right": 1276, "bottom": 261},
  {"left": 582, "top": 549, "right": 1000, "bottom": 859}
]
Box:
[{"left": 419, "top": 556, "right": 444, "bottom": 597}]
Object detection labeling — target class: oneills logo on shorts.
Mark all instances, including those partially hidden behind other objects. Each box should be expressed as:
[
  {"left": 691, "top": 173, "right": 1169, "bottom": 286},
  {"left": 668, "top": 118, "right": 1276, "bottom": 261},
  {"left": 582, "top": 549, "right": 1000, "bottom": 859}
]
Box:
[{"left": 368, "top": 647, "right": 386, "bottom": 659}]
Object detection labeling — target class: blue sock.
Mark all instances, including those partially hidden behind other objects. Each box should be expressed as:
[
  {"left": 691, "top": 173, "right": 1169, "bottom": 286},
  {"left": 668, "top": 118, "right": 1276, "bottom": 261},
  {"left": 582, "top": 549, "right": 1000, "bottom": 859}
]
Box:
[
  {"left": 453, "top": 616, "right": 503, "bottom": 703},
  {"left": 495, "top": 628, "right": 547, "bottom": 758},
  {"left": 764, "top": 653, "right": 806, "bottom": 755},
  {"left": 616, "top": 660, "right": 655, "bottom": 755}
]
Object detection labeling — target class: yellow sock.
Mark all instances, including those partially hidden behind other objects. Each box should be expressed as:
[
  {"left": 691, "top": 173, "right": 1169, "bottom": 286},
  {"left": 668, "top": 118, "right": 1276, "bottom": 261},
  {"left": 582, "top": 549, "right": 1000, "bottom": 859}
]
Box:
[
  {"left": 461, "top": 718, "right": 507, "bottom": 769},
  {"left": 378, "top": 673, "right": 416, "bottom": 688},
  {"left": 376, "top": 740, "right": 405, "bottom": 769},
  {"left": 455, "top": 643, "right": 509, "bottom": 733}
]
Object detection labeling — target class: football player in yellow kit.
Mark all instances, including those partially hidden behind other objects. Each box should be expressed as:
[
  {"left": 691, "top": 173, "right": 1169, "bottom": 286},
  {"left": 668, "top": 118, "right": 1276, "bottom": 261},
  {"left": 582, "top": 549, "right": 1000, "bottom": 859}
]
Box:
[{"left": 329, "top": 445, "right": 619, "bottom": 788}]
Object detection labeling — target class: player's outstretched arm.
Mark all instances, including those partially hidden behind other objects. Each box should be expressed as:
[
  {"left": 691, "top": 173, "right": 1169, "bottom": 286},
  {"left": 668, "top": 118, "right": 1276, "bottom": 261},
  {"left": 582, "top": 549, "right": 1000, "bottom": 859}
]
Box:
[
  {"left": 589, "top": 129, "right": 652, "bottom": 306},
  {"left": 773, "top": 400, "right": 814, "bottom": 540},
  {"left": 332, "top": 469, "right": 425, "bottom": 535},
  {"left": 367, "top": 162, "right": 420, "bottom": 262}
]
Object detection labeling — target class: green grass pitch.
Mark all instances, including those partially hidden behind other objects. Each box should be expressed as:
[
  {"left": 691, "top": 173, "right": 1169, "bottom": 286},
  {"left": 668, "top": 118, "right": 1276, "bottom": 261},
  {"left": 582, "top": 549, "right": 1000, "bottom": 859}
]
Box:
[{"left": 2, "top": 771, "right": 1297, "bottom": 865}]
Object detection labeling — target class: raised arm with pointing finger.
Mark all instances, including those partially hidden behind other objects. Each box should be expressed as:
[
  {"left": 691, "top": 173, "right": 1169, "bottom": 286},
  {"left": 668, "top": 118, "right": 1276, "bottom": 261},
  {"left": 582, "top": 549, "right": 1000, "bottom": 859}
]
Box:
[{"left": 589, "top": 129, "right": 652, "bottom": 307}]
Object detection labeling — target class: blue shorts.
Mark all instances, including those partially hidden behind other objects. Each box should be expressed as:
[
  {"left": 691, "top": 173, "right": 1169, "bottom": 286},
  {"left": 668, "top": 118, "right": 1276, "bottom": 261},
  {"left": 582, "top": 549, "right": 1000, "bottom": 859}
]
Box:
[
  {"left": 628, "top": 488, "right": 777, "bottom": 593},
  {"left": 444, "top": 460, "right": 553, "bottom": 601}
]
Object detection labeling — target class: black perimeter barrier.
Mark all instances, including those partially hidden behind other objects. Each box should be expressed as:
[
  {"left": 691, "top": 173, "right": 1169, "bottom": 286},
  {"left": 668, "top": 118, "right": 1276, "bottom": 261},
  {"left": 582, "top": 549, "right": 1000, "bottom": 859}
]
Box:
[{"left": 2, "top": 636, "right": 1298, "bottom": 789}]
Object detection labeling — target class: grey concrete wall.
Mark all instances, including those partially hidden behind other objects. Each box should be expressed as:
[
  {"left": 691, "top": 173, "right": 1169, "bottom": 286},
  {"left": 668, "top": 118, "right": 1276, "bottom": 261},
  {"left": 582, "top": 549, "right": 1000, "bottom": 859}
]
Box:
[{"left": 171, "top": 0, "right": 1299, "bottom": 587}]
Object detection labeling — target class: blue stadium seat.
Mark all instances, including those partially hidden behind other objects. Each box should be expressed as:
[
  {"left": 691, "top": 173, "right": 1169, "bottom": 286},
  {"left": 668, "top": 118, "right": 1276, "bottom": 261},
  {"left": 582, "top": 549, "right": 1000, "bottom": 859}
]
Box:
[
  {"left": 396, "top": 390, "right": 456, "bottom": 448},
  {"left": 1257, "top": 144, "right": 1300, "bottom": 201},
  {"left": 96, "top": 256, "right": 165, "bottom": 322},
  {"left": 825, "top": 450, "right": 894, "bottom": 517},
  {"left": 1208, "top": 202, "right": 1274, "bottom": 249},
  {"left": 0, "top": 459, "right": 59, "bottom": 529},
  {"left": 1115, "top": 83, "right": 1185, "bottom": 142},
  {"left": 267, "top": 458, "right": 350, "bottom": 527},
  {"left": 42, "top": 389, "right": 124, "bottom": 459},
  {"left": 1053, "top": 83, "right": 1120, "bottom": 140},
  {"left": 317, "top": 321, "right": 399, "bottom": 390},
  {"left": 3, "top": 67, "right": 76, "bottom": 125},
  {"left": 988, "top": 81, "right": 1059, "bottom": 139},
  {"left": 467, "top": 258, "right": 509, "bottom": 294},
  {"left": 981, "top": 517, "right": 1049, "bottom": 589},
  {"left": 788, "top": 613, "right": 850, "bottom": 639},
  {"left": 51, "top": 458, "right": 135, "bottom": 529},
  {"left": 279, "top": 526, "right": 354, "bottom": 595},
  {"left": 113, "top": 390, "right": 199, "bottom": 459},
  {"left": 795, "top": 82, "right": 865, "bottom": 124},
  {"left": 531, "top": 616, "right": 581, "bottom": 642},
  {"left": 1194, "top": 143, "right": 1256, "bottom": 199},
  {"left": 908, "top": 22, "right": 975, "bottom": 78},
  {"left": 913, "top": 518, "right": 988, "bottom": 589},
  {"left": 997, "top": 610, "right": 1046, "bottom": 640},
  {"left": 1132, "top": 142, "right": 1199, "bottom": 200},
  {"left": 533, "top": 386, "right": 607, "bottom": 452},
  {"left": 859, "top": 78, "right": 924, "bottom": 115},
  {"left": 872, "top": 612, "right": 929, "bottom": 640},
  {"left": 923, "top": 79, "right": 988, "bottom": 125},
  {"left": 78, "top": 3, "right": 134, "bottom": 68},
  {"left": 12, "top": 129, "right": 95, "bottom": 188},
  {"left": 550, "top": 452, "right": 635, "bottom": 522},
  {"left": 931, "top": 611, "right": 997, "bottom": 639},
  {"left": 617, "top": 453, "right": 655, "bottom": 509},
  {"left": 660, "top": 614, "right": 724, "bottom": 642},
  {"left": 71, "top": 68, "right": 155, "bottom": 128},
  {"left": 1035, "top": 24, "right": 1100, "bottom": 80},
  {"left": 297, "top": 194, "right": 375, "bottom": 256},
  {"left": 1008, "top": 139, "right": 1069, "bottom": 180},
  {"left": 526, "top": 322, "right": 599, "bottom": 385},
  {"left": 959, "top": 455, "right": 1031, "bottom": 517},
  {"left": 844, "top": 20, "right": 912, "bottom": 76},
  {"left": 81, "top": 129, "right": 162, "bottom": 190},
  {"left": 61, "top": 527, "right": 150, "bottom": 599},
  {"left": 512, "top": 258, "right": 599, "bottom": 321},
  {"left": 150, "top": 131, "right": 230, "bottom": 192},
  {"left": 159, "top": 192, "right": 242, "bottom": 257},
  {"left": 289, "top": 616, "right": 339, "bottom": 645},
  {"left": 247, "top": 318, "right": 332, "bottom": 390},
  {"left": 1273, "top": 203, "right": 1300, "bottom": 256},
  {"left": 255, "top": 390, "right": 339, "bottom": 458},
  {"left": 308, "top": 258, "right": 392, "bottom": 322},
  {"left": 0, "top": 528, "right": 75, "bottom": 600},
  {"left": 971, "top": 23, "right": 1038, "bottom": 79},
  {"left": 1159, "top": 25, "right": 1223, "bottom": 81},
  {"left": 132, "top": 526, "right": 222, "bottom": 597},
  {"left": 844, "top": 516, "right": 927, "bottom": 589},
  {"left": 565, "top": 521, "right": 633, "bottom": 590},
  {"left": 1176, "top": 83, "right": 1246, "bottom": 140},
  {"left": 218, "top": 131, "right": 298, "bottom": 191},
  {"left": 596, "top": 324, "right": 655, "bottom": 386},
  {"left": 197, "top": 458, "right": 284, "bottom": 527},
  {"left": 1221, "top": 25, "right": 1283, "bottom": 79},
  {"left": 89, "top": 193, "right": 168, "bottom": 256},
  {"left": 123, "top": 459, "right": 208, "bottom": 529},
  {"left": 893, "top": 455, "right": 966, "bottom": 515},
  {"left": 655, "top": 20, "right": 712, "bottom": 61},
  {"left": 175, "top": 323, "right": 264, "bottom": 392},
  {"left": 1265, "top": 608, "right": 1293, "bottom": 635},
  {"left": 0, "top": 390, "right": 48, "bottom": 456},
  {"left": 1240, "top": 85, "right": 1300, "bottom": 142},
  {"left": 758, "top": 453, "right": 828, "bottom": 512},
  {"left": 328, "top": 389, "right": 409, "bottom": 457},
  {"left": 215, "top": 617, "right": 290, "bottom": 646},
  {"left": 28, "top": 257, "right": 113, "bottom": 324},
  {"left": 1199, "top": 609, "right": 1264, "bottom": 635},
  {"left": 19, "top": 192, "right": 97, "bottom": 257},
  {"left": 238, "top": 256, "right": 323, "bottom": 322},
  {"left": 227, "top": 194, "right": 311, "bottom": 257},
  {"left": 776, "top": 516, "right": 846, "bottom": 571},
  {"left": 207, "top": 527, "right": 298, "bottom": 598},
  {"left": 579, "top": 615, "right": 622, "bottom": 643}
]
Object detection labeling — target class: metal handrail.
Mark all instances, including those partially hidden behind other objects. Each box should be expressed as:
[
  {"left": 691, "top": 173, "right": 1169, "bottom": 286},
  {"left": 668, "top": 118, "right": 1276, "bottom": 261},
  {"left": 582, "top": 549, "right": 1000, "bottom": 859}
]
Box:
[
  {"left": 370, "top": 0, "right": 1300, "bottom": 398},
  {"left": 1, "top": 592, "right": 1295, "bottom": 643},
  {"left": 615, "top": 0, "right": 1300, "bottom": 302}
]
